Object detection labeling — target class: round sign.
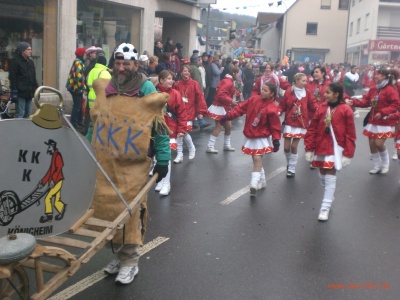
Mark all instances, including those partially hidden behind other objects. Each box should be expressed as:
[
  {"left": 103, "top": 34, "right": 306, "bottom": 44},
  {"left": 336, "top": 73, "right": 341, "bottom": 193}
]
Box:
[{"left": 0, "top": 119, "right": 96, "bottom": 238}]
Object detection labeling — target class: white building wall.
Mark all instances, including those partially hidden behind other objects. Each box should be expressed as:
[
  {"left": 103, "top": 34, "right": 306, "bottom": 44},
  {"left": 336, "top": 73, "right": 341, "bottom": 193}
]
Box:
[{"left": 282, "top": 0, "right": 348, "bottom": 64}]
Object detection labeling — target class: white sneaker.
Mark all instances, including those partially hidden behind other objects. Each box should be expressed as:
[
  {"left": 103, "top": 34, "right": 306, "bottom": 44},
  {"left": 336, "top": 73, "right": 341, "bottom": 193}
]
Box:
[
  {"left": 392, "top": 153, "right": 398, "bottom": 160},
  {"left": 223, "top": 145, "right": 235, "bottom": 151},
  {"left": 369, "top": 168, "right": 381, "bottom": 174},
  {"left": 258, "top": 179, "right": 267, "bottom": 190},
  {"left": 206, "top": 146, "right": 218, "bottom": 153},
  {"left": 381, "top": 167, "right": 389, "bottom": 174},
  {"left": 115, "top": 266, "right": 139, "bottom": 284},
  {"left": 318, "top": 208, "right": 330, "bottom": 221},
  {"left": 188, "top": 148, "right": 196, "bottom": 159},
  {"left": 159, "top": 184, "right": 171, "bottom": 196},
  {"left": 173, "top": 155, "right": 183, "bottom": 164},
  {"left": 155, "top": 180, "right": 163, "bottom": 192},
  {"left": 103, "top": 258, "right": 120, "bottom": 275}
]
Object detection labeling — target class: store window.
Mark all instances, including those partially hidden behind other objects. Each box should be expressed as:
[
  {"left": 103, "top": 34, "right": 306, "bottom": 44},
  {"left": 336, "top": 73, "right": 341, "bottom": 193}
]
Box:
[
  {"left": 0, "top": 0, "right": 45, "bottom": 86},
  {"left": 77, "top": 0, "right": 138, "bottom": 62}
]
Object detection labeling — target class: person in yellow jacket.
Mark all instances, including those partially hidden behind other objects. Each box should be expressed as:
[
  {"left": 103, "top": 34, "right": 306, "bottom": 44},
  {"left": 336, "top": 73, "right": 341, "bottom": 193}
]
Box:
[{"left": 85, "top": 56, "right": 111, "bottom": 141}]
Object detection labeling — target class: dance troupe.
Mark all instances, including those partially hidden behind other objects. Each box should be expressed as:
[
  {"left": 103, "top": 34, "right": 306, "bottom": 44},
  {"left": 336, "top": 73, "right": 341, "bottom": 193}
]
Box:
[{"left": 154, "top": 62, "right": 400, "bottom": 222}]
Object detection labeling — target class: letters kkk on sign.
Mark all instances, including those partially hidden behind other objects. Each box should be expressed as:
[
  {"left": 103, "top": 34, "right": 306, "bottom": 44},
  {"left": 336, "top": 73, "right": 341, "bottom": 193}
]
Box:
[{"left": 0, "top": 119, "right": 97, "bottom": 238}]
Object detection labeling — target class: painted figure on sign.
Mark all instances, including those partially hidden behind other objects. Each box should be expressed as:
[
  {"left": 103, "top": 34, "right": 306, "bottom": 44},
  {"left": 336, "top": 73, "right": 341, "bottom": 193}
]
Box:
[{"left": 38, "top": 139, "right": 67, "bottom": 223}]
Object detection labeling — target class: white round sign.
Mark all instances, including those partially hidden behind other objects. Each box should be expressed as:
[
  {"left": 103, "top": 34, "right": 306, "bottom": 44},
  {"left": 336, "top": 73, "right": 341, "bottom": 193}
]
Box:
[{"left": 0, "top": 119, "right": 96, "bottom": 238}]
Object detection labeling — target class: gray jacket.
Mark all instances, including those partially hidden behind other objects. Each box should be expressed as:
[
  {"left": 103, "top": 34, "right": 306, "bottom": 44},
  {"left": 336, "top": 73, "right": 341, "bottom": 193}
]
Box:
[{"left": 210, "top": 62, "right": 223, "bottom": 88}]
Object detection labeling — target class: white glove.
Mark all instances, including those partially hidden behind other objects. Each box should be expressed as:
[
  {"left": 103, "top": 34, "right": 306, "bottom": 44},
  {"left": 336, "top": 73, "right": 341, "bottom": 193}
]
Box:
[
  {"left": 342, "top": 156, "right": 351, "bottom": 168},
  {"left": 305, "top": 151, "right": 314, "bottom": 162}
]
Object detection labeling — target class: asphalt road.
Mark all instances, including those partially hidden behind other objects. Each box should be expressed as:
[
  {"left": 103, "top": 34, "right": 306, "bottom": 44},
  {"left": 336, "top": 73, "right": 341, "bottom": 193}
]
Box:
[{"left": 44, "top": 110, "right": 400, "bottom": 300}]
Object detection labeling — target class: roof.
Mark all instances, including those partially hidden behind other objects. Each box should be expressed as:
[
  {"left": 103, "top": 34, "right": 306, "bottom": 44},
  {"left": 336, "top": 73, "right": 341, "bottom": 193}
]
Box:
[{"left": 256, "top": 13, "right": 283, "bottom": 26}]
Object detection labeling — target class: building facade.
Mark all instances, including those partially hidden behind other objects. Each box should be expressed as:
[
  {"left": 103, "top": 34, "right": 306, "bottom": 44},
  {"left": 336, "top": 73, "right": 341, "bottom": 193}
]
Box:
[
  {"left": 0, "top": 0, "right": 200, "bottom": 103},
  {"left": 280, "top": 0, "right": 350, "bottom": 64},
  {"left": 346, "top": 0, "right": 400, "bottom": 65}
]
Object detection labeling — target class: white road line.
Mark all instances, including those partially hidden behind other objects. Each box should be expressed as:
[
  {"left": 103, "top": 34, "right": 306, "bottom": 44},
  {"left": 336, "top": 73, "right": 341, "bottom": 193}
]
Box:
[
  {"left": 48, "top": 236, "right": 170, "bottom": 300},
  {"left": 220, "top": 166, "right": 286, "bottom": 205}
]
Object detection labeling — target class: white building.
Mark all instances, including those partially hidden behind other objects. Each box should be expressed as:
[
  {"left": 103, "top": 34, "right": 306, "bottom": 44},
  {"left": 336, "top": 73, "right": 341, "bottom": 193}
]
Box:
[{"left": 346, "top": 0, "right": 400, "bottom": 65}]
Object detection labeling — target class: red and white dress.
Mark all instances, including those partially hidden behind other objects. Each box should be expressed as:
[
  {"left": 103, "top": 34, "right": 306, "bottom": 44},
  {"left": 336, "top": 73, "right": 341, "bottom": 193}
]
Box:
[
  {"left": 307, "top": 79, "right": 331, "bottom": 119},
  {"left": 224, "top": 95, "right": 281, "bottom": 155},
  {"left": 305, "top": 101, "right": 356, "bottom": 169},
  {"left": 278, "top": 87, "right": 318, "bottom": 138},
  {"left": 352, "top": 83, "right": 400, "bottom": 139},
  {"left": 174, "top": 77, "right": 208, "bottom": 131},
  {"left": 208, "top": 75, "right": 240, "bottom": 120},
  {"left": 157, "top": 84, "right": 188, "bottom": 150}
]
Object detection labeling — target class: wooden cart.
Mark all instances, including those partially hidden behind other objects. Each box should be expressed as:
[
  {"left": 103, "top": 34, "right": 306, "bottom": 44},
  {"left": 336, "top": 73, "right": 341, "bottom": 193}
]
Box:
[
  {"left": 0, "top": 174, "right": 156, "bottom": 300},
  {"left": 0, "top": 86, "right": 158, "bottom": 299}
]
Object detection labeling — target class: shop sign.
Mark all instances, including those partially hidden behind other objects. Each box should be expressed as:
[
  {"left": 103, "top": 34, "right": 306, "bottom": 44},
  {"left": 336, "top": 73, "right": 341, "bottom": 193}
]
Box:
[
  {"left": 371, "top": 53, "right": 389, "bottom": 61},
  {"left": 369, "top": 40, "right": 400, "bottom": 52}
]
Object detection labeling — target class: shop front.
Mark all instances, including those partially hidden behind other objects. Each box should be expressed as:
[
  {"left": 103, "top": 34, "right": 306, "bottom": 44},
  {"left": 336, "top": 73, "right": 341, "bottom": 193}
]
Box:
[
  {"left": 76, "top": 0, "right": 141, "bottom": 62},
  {"left": 292, "top": 48, "right": 330, "bottom": 64},
  {"left": 368, "top": 39, "right": 400, "bottom": 65},
  {"left": 0, "top": 0, "right": 58, "bottom": 90}
]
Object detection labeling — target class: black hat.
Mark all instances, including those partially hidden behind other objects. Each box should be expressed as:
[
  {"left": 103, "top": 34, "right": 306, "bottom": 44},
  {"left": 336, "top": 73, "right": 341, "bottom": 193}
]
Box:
[
  {"left": 17, "top": 42, "right": 30, "bottom": 53},
  {"left": 176, "top": 43, "right": 183, "bottom": 49},
  {"left": 44, "top": 139, "right": 57, "bottom": 147},
  {"left": 201, "top": 52, "right": 209, "bottom": 58},
  {"left": 192, "top": 50, "right": 199, "bottom": 54}
]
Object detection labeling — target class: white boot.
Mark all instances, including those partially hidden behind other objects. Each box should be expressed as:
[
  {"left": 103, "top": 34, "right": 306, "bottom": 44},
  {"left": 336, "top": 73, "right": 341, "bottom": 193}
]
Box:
[
  {"left": 369, "top": 152, "right": 381, "bottom": 174},
  {"left": 183, "top": 134, "right": 196, "bottom": 159},
  {"left": 155, "top": 178, "right": 164, "bottom": 192},
  {"left": 250, "top": 172, "right": 261, "bottom": 195},
  {"left": 159, "top": 162, "right": 171, "bottom": 196},
  {"left": 379, "top": 149, "right": 389, "bottom": 174},
  {"left": 287, "top": 153, "right": 298, "bottom": 177},
  {"left": 258, "top": 168, "right": 267, "bottom": 189},
  {"left": 223, "top": 135, "right": 235, "bottom": 151},
  {"left": 174, "top": 137, "right": 183, "bottom": 163},
  {"left": 318, "top": 174, "right": 336, "bottom": 221}
]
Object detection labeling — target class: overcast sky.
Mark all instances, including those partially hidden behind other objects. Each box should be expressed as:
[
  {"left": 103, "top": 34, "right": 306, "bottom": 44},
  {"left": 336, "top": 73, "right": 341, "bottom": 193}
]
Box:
[{"left": 210, "top": 0, "right": 296, "bottom": 17}]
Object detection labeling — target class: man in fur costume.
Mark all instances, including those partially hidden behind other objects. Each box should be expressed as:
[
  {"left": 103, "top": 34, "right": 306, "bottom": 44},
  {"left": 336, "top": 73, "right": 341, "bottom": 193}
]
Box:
[{"left": 90, "top": 43, "right": 170, "bottom": 284}]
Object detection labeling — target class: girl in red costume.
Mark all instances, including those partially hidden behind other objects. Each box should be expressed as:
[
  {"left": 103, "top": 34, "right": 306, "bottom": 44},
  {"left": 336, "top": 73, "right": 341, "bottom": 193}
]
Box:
[
  {"left": 279, "top": 73, "right": 318, "bottom": 177},
  {"left": 307, "top": 66, "right": 331, "bottom": 108},
  {"left": 251, "top": 62, "right": 290, "bottom": 99},
  {"left": 346, "top": 68, "right": 399, "bottom": 174},
  {"left": 220, "top": 82, "right": 281, "bottom": 195},
  {"left": 155, "top": 70, "right": 190, "bottom": 195},
  {"left": 174, "top": 65, "right": 208, "bottom": 162},
  {"left": 305, "top": 82, "right": 356, "bottom": 221},
  {"left": 206, "top": 66, "right": 241, "bottom": 153}
]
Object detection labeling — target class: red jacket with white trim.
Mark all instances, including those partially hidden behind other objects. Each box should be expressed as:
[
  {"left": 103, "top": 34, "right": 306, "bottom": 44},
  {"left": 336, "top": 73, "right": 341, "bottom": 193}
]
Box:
[
  {"left": 225, "top": 95, "right": 281, "bottom": 140},
  {"left": 213, "top": 76, "right": 240, "bottom": 111},
  {"left": 352, "top": 84, "right": 400, "bottom": 126},
  {"left": 305, "top": 101, "right": 356, "bottom": 158},
  {"left": 174, "top": 78, "right": 208, "bottom": 120},
  {"left": 278, "top": 88, "right": 318, "bottom": 128},
  {"left": 157, "top": 84, "right": 188, "bottom": 138}
]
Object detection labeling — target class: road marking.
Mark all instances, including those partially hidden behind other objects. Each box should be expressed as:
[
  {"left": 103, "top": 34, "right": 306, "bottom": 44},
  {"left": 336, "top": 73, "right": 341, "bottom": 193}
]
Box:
[
  {"left": 220, "top": 166, "right": 286, "bottom": 205},
  {"left": 48, "top": 236, "right": 170, "bottom": 300}
]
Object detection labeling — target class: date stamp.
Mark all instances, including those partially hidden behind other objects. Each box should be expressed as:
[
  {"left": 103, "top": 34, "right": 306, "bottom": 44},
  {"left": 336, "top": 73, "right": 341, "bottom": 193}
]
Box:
[{"left": 328, "top": 282, "right": 391, "bottom": 290}]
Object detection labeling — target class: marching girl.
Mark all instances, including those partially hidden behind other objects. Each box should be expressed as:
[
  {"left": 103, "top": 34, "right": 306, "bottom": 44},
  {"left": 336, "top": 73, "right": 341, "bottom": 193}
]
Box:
[
  {"left": 307, "top": 66, "right": 331, "bottom": 110},
  {"left": 206, "top": 66, "right": 241, "bottom": 153},
  {"left": 251, "top": 62, "right": 290, "bottom": 99},
  {"left": 305, "top": 82, "right": 356, "bottom": 221},
  {"left": 155, "top": 70, "right": 189, "bottom": 195},
  {"left": 173, "top": 65, "right": 208, "bottom": 162},
  {"left": 278, "top": 73, "right": 318, "bottom": 177},
  {"left": 220, "top": 82, "right": 281, "bottom": 195},
  {"left": 346, "top": 68, "right": 400, "bottom": 174}
]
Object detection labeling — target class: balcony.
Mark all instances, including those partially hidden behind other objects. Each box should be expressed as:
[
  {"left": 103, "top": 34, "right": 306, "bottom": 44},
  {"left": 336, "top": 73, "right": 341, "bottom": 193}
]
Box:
[{"left": 377, "top": 26, "right": 400, "bottom": 38}]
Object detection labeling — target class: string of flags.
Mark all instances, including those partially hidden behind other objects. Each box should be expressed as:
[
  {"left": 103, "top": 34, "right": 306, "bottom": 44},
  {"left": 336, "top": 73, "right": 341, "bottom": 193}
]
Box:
[
  {"left": 197, "top": 23, "right": 255, "bottom": 36},
  {"left": 211, "top": 0, "right": 286, "bottom": 12}
]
